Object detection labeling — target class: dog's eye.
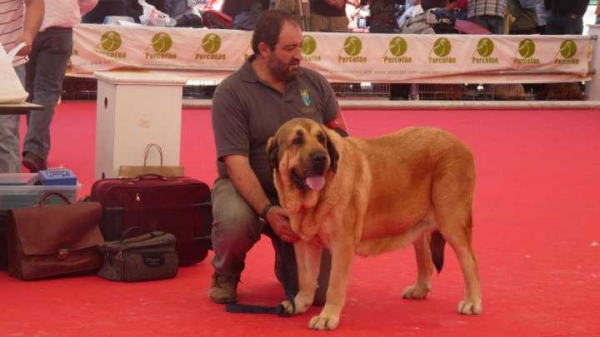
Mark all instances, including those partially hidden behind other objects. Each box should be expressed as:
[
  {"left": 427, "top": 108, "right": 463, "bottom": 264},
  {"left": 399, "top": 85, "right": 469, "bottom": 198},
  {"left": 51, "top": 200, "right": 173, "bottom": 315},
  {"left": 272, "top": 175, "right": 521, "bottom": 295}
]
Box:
[
  {"left": 317, "top": 132, "right": 326, "bottom": 144},
  {"left": 292, "top": 135, "right": 303, "bottom": 146}
]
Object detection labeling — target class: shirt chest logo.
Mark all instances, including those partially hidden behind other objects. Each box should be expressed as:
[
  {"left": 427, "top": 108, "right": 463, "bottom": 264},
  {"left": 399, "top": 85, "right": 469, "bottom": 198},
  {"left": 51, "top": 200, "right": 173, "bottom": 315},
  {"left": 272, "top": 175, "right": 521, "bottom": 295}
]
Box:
[{"left": 300, "top": 89, "right": 312, "bottom": 107}]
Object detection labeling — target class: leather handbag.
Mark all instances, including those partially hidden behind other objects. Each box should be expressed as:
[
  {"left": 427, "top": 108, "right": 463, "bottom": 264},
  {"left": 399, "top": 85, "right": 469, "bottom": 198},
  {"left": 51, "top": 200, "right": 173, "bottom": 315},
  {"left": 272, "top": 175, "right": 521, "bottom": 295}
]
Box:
[
  {"left": 118, "top": 143, "right": 184, "bottom": 178},
  {"left": 97, "top": 228, "right": 178, "bottom": 282},
  {"left": 6, "top": 192, "right": 104, "bottom": 280}
]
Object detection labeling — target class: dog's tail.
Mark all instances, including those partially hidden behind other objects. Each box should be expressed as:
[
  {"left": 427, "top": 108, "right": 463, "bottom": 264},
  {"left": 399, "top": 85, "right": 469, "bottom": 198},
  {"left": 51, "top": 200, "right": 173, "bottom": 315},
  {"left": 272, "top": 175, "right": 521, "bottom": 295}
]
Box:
[{"left": 430, "top": 231, "right": 446, "bottom": 273}]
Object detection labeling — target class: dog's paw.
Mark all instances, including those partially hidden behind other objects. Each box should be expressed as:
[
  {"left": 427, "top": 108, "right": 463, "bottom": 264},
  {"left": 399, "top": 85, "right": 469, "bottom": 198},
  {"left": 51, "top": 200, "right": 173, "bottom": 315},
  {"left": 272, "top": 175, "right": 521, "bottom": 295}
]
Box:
[
  {"left": 402, "top": 283, "right": 431, "bottom": 299},
  {"left": 458, "top": 298, "right": 482, "bottom": 315},
  {"left": 280, "top": 300, "right": 296, "bottom": 316},
  {"left": 309, "top": 315, "right": 340, "bottom": 330}
]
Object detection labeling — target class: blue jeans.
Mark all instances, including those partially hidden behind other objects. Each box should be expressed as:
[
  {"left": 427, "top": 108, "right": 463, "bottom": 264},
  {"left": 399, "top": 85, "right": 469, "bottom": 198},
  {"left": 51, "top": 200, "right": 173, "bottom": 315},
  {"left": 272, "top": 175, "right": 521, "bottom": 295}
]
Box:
[
  {"left": 0, "top": 66, "right": 25, "bottom": 173},
  {"left": 545, "top": 15, "right": 584, "bottom": 35},
  {"left": 23, "top": 27, "right": 73, "bottom": 161},
  {"left": 211, "top": 178, "right": 330, "bottom": 299},
  {"left": 469, "top": 15, "right": 505, "bottom": 34}
]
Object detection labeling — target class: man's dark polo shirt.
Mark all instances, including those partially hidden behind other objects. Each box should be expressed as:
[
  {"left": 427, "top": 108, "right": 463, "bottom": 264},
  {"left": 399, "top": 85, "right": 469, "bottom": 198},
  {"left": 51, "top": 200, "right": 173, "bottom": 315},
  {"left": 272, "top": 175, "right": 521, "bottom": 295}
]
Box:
[{"left": 212, "top": 56, "right": 339, "bottom": 196}]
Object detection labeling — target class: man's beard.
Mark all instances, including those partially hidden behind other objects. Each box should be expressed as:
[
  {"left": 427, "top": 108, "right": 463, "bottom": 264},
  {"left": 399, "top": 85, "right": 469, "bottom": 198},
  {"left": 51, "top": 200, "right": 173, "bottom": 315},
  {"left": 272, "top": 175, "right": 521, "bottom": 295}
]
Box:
[{"left": 268, "top": 55, "right": 300, "bottom": 81}]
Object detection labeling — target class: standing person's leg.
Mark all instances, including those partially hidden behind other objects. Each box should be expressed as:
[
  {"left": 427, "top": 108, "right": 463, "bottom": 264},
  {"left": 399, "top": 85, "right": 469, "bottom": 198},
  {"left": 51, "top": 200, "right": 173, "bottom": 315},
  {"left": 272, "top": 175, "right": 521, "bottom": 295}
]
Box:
[
  {"left": 544, "top": 15, "right": 563, "bottom": 34},
  {"left": 563, "top": 16, "right": 583, "bottom": 35},
  {"left": 310, "top": 13, "right": 326, "bottom": 31},
  {"left": 210, "top": 178, "right": 264, "bottom": 303},
  {"left": 329, "top": 15, "right": 349, "bottom": 32},
  {"left": 23, "top": 28, "right": 73, "bottom": 172},
  {"left": 488, "top": 15, "right": 506, "bottom": 35},
  {"left": 0, "top": 66, "right": 24, "bottom": 173}
]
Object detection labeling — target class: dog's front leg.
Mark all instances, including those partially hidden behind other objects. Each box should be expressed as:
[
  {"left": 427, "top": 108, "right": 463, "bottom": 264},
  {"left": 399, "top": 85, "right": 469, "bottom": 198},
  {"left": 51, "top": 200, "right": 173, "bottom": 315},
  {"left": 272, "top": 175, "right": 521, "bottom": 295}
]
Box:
[
  {"left": 309, "top": 238, "right": 354, "bottom": 331},
  {"left": 281, "top": 240, "right": 322, "bottom": 315}
]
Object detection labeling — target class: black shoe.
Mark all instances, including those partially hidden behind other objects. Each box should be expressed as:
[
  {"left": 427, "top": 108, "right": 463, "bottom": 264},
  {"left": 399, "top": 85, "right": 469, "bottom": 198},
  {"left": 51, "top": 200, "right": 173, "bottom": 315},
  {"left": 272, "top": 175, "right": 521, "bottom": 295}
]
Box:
[{"left": 22, "top": 152, "right": 47, "bottom": 173}]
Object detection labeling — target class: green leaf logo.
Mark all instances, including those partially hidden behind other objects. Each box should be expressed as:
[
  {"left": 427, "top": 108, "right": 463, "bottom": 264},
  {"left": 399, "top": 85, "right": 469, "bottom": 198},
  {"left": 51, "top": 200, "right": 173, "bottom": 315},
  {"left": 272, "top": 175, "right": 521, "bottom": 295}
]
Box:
[
  {"left": 389, "top": 37, "right": 408, "bottom": 57},
  {"left": 100, "top": 31, "right": 122, "bottom": 52},
  {"left": 202, "top": 33, "right": 221, "bottom": 54},
  {"left": 151, "top": 33, "right": 173, "bottom": 53},
  {"left": 518, "top": 39, "right": 536, "bottom": 58},
  {"left": 301, "top": 35, "right": 317, "bottom": 55},
  {"left": 559, "top": 40, "right": 577, "bottom": 59},
  {"left": 476, "top": 38, "right": 494, "bottom": 57},
  {"left": 343, "top": 36, "right": 362, "bottom": 56},
  {"left": 433, "top": 37, "right": 451, "bottom": 57}
]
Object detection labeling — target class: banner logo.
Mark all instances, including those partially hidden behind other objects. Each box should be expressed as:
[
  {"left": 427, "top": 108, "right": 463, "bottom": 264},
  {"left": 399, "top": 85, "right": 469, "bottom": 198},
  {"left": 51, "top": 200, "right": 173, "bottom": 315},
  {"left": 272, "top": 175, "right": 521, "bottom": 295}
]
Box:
[
  {"left": 515, "top": 38, "right": 539, "bottom": 65},
  {"left": 146, "top": 33, "right": 176, "bottom": 59},
  {"left": 433, "top": 37, "right": 451, "bottom": 57},
  {"left": 302, "top": 35, "right": 317, "bottom": 55},
  {"left": 95, "top": 31, "right": 126, "bottom": 58},
  {"left": 559, "top": 40, "right": 577, "bottom": 59},
  {"left": 472, "top": 38, "right": 498, "bottom": 64},
  {"left": 339, "top": 36, "right": 367, "bottom": 63},
  {"left": 389, "top": 37, "right": 407, "bottom": 57},
  {"left": 301, "top": 35, "right": 321, "bottom": 62},
  {"left": 383, "top": 36, "right": 411, "bottom": 64},
  {"left": 555, "top": 40, "right": 579, "bottom": 65},
  {"left": 101, "top": 31, "right": 122, "bottom": 52},
  {"left": 476, "top": 38, "right": 494, "bottom": 57},
  {"left": 518, "top": 39, "right": 536, "bottom": 58},
  {"left": 202, "top": 33, "right": 222, "bottom": 53},
  {"left": 196, "top": 33, "right": 226, "bottom": 61},
  {"left": 343, "top": 36, "right": 362, "bottom": 56},
  {"left": 151, "top": 33, "right": 173, "bottom": 53},
  {"left": 429, "top": 37, "right": 456, "bottom": 64}
]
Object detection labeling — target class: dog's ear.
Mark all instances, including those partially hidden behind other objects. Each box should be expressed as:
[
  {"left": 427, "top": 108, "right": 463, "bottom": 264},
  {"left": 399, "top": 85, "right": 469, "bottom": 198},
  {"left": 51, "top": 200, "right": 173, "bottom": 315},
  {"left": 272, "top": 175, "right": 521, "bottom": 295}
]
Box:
[
  {"left": 326, "top": 132, "right": 339, "bottom": 173},
  {"left": 266, "top": 136, "right": 279, "bottom": 172}
]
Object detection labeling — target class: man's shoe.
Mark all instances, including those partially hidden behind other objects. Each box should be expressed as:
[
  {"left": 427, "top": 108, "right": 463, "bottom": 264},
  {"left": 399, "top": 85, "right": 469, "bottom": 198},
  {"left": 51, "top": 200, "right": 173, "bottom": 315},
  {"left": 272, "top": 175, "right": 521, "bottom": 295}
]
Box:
[
  {"left": 22, "top": 152, "right": 47, "bottom": 173},
  {"left": 210, "top": 273, "right": 239, "bottom": 304}
]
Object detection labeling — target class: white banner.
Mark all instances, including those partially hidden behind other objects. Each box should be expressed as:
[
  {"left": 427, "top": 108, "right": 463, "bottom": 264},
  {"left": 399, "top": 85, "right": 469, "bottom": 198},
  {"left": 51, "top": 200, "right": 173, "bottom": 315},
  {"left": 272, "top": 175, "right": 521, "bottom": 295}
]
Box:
[{"left": 71, "top": 24, "right": 595, "bottom": 84}]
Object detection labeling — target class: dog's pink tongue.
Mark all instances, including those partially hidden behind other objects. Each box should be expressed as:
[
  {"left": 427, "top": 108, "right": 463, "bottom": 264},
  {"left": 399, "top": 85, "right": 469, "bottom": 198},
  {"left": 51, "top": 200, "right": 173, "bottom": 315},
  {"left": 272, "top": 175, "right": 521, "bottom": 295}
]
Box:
[{"left": 305, "top": 176, "right": 325, "bottom": 191}]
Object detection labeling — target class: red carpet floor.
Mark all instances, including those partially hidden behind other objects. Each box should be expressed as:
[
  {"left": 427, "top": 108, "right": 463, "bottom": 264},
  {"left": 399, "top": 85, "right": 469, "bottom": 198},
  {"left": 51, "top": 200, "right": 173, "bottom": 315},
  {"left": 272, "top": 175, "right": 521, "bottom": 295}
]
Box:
[{"left": 1, "top": 101, "right": 599, "bottom": 336}]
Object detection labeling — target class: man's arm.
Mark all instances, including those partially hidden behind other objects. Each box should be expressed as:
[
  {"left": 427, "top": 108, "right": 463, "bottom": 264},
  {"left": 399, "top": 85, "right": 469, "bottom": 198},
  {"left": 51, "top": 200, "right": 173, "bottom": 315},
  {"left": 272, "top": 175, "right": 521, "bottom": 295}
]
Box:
[
  {"left": 17, "top": 0, "right": 44, "bottom": 56},
  {"left": 325, "top": 108, "right": 349, "bottom": 137},
  {"left": 223, "top": 155, "right": 299, "bottom": 243}
]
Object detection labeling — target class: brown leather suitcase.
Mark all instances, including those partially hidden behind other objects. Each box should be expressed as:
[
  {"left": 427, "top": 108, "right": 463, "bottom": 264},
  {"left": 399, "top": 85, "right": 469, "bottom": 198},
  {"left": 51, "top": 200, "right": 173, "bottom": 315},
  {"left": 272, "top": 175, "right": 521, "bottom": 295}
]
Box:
[{"left": 90, "top": 174, "right": 212, "bottom": 266}]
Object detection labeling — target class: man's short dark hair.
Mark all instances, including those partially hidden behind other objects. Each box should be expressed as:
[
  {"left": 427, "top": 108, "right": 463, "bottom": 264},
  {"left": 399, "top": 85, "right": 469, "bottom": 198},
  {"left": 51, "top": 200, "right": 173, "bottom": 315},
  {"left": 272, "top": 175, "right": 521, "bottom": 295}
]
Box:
[{"left": 251, "top": 9, "right": 300, "bottom": 55}]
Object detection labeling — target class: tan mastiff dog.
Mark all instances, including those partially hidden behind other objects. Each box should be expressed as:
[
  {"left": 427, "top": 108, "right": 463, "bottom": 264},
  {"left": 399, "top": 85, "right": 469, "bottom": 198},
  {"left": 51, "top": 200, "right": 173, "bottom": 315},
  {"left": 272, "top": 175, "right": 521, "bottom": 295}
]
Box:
[{"left": 266, "top": 118, "right": 482, "bottom": 330}]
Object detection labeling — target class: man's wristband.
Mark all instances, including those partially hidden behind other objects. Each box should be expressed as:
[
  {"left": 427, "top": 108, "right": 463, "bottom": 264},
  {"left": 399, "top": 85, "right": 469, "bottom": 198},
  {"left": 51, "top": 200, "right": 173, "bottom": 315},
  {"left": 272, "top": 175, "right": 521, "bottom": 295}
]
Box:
[{"left": 259, "top": 203, "right": 273, "bottom": 224}]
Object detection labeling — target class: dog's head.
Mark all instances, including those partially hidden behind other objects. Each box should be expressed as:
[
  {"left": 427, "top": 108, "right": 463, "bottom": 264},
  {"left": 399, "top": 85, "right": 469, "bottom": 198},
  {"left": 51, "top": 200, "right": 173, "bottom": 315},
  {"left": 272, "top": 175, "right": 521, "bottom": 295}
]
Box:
[{"left": 267, "top": 118, "right": 339, "bottom": 193}]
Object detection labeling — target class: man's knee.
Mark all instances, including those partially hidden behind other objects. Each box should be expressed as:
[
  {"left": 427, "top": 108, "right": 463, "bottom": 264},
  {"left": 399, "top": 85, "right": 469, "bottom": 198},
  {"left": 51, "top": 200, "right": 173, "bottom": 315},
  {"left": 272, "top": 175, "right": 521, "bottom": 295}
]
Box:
[{"left": 211, "top": 179, "right": 263, "bottom": 246}]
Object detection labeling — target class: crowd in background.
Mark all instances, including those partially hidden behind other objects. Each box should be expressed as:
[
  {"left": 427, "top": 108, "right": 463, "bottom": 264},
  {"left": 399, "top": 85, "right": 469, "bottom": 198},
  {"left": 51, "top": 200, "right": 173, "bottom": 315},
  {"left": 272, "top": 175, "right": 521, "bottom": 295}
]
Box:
[{"left": 79, "top": 0, "right": 597, "bottom": 37}]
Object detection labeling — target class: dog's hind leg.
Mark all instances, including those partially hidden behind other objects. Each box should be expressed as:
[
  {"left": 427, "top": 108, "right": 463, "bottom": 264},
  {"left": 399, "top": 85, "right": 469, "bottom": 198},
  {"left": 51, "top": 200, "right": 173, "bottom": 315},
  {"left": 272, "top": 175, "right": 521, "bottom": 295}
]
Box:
[
  {"left": 432, "top": 149, "right": 481, "bottom": 314},
  {"left": 402, "top": 232, "right": 435, "bottom": 299},
  {"left": 438, "top": 212, "right": 482, "bottom": 315},
  {"left": 434, "top": 191, "right": 482, "bottom": 314}
]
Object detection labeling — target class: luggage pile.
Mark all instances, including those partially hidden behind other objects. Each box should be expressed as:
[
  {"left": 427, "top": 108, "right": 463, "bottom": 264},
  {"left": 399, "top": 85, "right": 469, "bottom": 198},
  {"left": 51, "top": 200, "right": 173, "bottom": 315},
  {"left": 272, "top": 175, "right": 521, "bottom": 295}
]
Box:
[{"left": 0, "top": 161, "right": 213, "bottom": 282}]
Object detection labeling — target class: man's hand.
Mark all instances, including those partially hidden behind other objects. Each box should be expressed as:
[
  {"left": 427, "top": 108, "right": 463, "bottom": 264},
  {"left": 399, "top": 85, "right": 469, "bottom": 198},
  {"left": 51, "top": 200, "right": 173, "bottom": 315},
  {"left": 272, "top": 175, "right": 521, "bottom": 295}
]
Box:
[
  {"left": 266, "top": 206, "right": 299, "bottom": 243},
  {"left": 14, "top": 36, "right": 33, "bottom": 56}
]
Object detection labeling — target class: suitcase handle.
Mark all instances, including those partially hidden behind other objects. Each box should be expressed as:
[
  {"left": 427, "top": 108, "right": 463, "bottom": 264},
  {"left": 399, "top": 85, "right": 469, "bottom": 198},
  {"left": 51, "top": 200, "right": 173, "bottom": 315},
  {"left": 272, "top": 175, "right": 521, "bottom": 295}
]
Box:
[
  {"left": 134, "top": 174, "right": 168, "bottom": 181},
  {"left": 120, "top": 226, "right": 160, "bottom": 241},
  {"left": 38, "top": 192, "right": 72, "bottom": 205}
]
